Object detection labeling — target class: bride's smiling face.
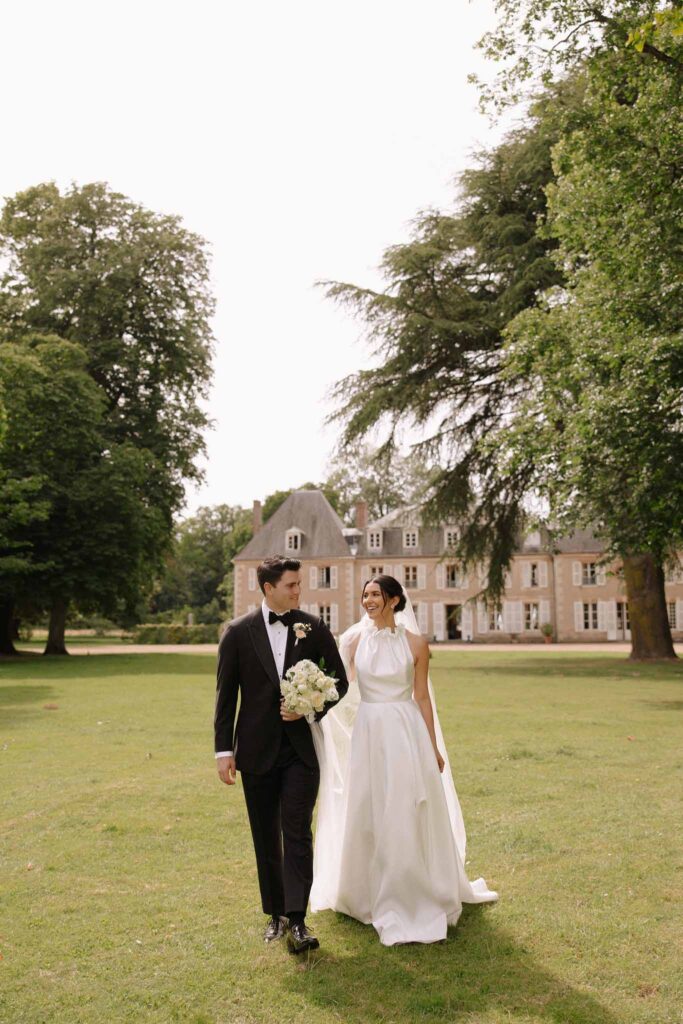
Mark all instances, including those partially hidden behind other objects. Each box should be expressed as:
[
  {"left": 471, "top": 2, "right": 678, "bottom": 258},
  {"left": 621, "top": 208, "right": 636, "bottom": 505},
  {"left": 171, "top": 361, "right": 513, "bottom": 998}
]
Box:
[{"left": 362, "top": 581, "right": 397, "bottom": 623}]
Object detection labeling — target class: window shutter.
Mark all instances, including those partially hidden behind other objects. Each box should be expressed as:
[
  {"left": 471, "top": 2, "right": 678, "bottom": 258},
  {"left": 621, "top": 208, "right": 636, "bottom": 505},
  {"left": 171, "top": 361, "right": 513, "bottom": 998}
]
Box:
[
  {"left": 573, "top": 561, "right": 582, "bottom": 586},
  {"left": 248, "top": 568, "right": 256, "bottom": 591},
  {"left": 477, "top": 601, "right": 488, "bottom": 634},
  {"left": 330, "top": 603, "right": 339, "bottom": 633},
  {"left": 676, "top": 599, "right": 683, "bottom": 630},
  {"left": 596, "top": 565, "right": 606, "bottom": 586},
  {"left": 605, "top": 600, "right": 617, "bottom": 640},
  {"left": 502, "top": 601, "right": 513, "bottom": 632},
  {"left": 436, "top": 564, "right": 446, "bottom": 590},
  {"left": 417, "top": 564, "right": 427, "bottom": 590},
  {"left": 395, "top": 564, "right": 404, "bottom": 588},
  {"left": 504, "top": 570, "right": 512, "bottom": 590},
  {"left": 330, "top": 566, "right": 338, "bottom": 590},
  {"left": 597, "top": 600, "right": 607, "bottom": 632},
  {"left": 539, "top": 562, "right": 549, "bottom": 588},
  {"left": 309, "top": 602, "right": 319, "bottom": 618},
  {"left": 512, "top": 601, "right": 523, "bottom": 633},
  {"left": 540, "top": 600, "right": 550, "bottom": 627},
  {"left": 574, "top": 601, "right": 584, "bottom": 631},
  {"left": 417, "top": 602, "right": 428, "bottom": 634},
  {"left": 522, "top": 563, "right": 531, "bottom": 589},
  {"left": 461, "top": 604, "right": 473, "bottom": 640},
  {"left": 460, "top": 570, "right": 468, "bottom": 589},
  {"left": 309, "top": 566, "right": 318, "bottom": 590},
  {"left": 361, "top": 565, "right": 370, "bottom": 581},
  {"left": 432, "top": 603, "right": 445, "bottom": 641}
]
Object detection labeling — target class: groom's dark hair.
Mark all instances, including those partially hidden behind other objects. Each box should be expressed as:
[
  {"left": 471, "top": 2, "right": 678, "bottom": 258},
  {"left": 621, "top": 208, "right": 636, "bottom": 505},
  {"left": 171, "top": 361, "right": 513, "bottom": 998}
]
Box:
[{"left": 257, "top": 555, "right": 302, "bottom": 593}]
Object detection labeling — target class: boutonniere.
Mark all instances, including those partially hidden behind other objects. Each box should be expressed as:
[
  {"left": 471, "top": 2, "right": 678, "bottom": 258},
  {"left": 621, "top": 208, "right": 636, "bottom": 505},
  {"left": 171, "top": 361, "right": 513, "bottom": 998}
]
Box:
[{"left": 293, "top": 621, "right": 312, "bottom": 646}]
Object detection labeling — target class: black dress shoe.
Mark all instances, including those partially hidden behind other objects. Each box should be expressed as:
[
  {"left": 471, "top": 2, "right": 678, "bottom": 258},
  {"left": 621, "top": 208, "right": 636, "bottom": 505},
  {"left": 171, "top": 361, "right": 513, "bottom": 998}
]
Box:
[
  {"left": 264, "top": 916, "right": 288, "bottom": 943},
  {"left": 287, "top": 921, "right": 320, "bottom": 954}
]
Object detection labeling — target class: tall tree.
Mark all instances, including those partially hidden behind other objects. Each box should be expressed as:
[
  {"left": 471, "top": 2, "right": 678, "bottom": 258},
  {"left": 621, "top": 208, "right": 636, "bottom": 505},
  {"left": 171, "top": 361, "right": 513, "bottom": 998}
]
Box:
[
  {"left": 328, "top": 8, "right": 681, "bottom": 658},
  {"left": 502, "top": 21, "right": 682, "bottom": 657},
  {"left": 327, "top": 87, "right": 569, "bottom": 592},
  {"left": 0, "top": 337, "right": 166, "bottom": 655},
  {"left": 0, "top": 183, "right": 214, "bottom": 649},
  {"left": 152, "top": 504, "right": 253, "bottom": 621}
]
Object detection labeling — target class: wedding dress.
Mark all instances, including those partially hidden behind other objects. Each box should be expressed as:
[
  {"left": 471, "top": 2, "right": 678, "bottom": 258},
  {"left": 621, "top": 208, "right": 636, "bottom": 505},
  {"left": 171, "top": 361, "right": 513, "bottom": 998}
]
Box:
[{"left": 310, "top": 607, "right": 498, "bottom": 946}]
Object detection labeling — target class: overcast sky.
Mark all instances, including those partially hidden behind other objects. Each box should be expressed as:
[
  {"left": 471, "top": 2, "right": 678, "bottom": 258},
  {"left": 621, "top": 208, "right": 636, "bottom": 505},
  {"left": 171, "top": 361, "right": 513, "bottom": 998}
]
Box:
[{"left": 1, "top": 0, "right": 505, "bottom": 515}]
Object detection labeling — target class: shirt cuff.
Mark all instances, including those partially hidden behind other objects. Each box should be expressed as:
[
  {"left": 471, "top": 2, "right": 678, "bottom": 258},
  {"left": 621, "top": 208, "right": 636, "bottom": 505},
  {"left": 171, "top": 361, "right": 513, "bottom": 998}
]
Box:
[{"left": 215, "top": 751, "right": 233, "bottom": 758}]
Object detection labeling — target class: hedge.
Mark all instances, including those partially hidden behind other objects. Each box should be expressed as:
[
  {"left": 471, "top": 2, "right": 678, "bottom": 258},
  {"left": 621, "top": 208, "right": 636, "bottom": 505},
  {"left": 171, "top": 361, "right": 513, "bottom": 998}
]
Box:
[{"left": 132, "top": 623, "right": 222, "bottom": 644}]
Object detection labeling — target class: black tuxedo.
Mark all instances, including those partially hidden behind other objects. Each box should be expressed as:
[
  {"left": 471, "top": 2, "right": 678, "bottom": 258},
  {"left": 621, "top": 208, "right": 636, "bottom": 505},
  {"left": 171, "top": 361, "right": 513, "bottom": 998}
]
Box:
[{"left": 214, "top": 606, "right": 348, "bottom": 916}]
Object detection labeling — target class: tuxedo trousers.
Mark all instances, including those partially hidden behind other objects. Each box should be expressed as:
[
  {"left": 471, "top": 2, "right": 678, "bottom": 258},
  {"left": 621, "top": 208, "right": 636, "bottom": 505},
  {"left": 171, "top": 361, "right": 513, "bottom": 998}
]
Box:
[{"left": 241, "top": 733, "right": 320, "bottom": 917}]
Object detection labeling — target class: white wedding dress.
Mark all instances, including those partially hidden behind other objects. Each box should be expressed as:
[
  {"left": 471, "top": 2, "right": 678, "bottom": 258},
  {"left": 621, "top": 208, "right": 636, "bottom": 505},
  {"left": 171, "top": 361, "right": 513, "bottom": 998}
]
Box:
[{"left": 310, "top": 613, "right": 498, "bottom": 946}]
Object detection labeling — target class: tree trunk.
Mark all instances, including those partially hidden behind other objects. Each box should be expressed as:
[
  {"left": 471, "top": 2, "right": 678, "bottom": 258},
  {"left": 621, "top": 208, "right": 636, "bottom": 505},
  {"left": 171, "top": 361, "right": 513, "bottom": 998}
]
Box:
[
  {"left": 622, "top": 553, "right": 677, "bottom": 660},
  {"left": 0, "top": 599, "right": 18, "bottom": 656},
  {"left": 44, "top": 596, "right": 69, "bottom": 656}
]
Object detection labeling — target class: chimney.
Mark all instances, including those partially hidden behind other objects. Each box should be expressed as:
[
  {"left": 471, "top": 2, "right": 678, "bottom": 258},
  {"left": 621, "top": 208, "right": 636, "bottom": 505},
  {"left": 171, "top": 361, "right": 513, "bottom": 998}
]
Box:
[
  {"left": 355, "top": 500, "right": 368, "bottom": 530},
  {"left": 252, "top": 499, "right": 263, "bottom": 534}
]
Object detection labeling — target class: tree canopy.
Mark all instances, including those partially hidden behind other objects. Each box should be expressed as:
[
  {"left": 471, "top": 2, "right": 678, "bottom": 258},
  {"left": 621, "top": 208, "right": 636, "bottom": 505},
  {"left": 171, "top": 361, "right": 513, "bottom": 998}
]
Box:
[
  {"left": 327, "top": 4, "right": 682, "bottom": 657},
  {"left": 0, "top": 183, "right": 215, "bottom": 653}
]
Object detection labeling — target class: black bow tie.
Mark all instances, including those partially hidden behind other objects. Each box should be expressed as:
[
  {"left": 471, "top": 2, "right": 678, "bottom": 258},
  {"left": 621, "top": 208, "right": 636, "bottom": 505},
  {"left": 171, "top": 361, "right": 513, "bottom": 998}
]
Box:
[{"left": 268, "top": 610, "right": 292, "bottom": 627}]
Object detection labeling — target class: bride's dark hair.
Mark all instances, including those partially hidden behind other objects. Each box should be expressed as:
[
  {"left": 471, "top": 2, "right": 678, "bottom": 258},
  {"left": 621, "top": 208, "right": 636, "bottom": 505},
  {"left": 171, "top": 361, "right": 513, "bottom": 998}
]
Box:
[{"left": 362, "top": 574, "right": 407, "bottom": 613}]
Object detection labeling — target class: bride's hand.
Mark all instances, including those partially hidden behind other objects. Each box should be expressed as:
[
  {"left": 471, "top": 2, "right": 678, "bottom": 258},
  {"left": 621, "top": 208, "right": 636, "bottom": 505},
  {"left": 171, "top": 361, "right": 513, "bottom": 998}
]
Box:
[{"left": 435, "top": 750, "right": 445, "bottom": 773}]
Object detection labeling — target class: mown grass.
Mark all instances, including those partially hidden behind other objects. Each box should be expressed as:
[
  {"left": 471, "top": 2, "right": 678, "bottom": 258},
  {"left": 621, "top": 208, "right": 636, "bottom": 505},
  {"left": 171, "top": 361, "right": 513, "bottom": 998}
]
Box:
[{"left": 1, "top": 650, "right": 681, "bottom": 1024}]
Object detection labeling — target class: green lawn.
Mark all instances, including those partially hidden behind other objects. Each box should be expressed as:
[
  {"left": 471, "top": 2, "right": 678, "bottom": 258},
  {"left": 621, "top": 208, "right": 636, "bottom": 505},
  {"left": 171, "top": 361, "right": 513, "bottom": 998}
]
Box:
[{"left": 1, "top": 651, "right": 681, "bottom": 1024}]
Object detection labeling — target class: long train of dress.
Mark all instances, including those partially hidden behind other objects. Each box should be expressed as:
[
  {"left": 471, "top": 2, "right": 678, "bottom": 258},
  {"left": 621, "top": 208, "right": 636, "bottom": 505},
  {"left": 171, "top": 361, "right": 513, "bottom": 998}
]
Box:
[{"left": 310, "top": 620, "right": 498, "bottom": 945}]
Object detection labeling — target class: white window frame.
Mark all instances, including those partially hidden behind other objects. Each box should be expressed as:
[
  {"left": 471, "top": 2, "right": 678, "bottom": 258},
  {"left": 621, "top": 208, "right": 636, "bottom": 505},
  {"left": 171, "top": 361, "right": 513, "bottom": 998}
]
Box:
[
  {"left": 445, "top": 563, "right": 462, "bottom": 589},
  {"left": 248, "top": 568, "right": 257, "bottom": 591},
  {"left": 369, "top": 565, "right": 384, "bottom": 577},
  {"left": 285, "top": 529, "right": 301, "bottom": 552},
  {"left": 524, "top": 602, "right": 540, "bottom": 630},
  {"left": 317, "top": 566, "right": 332, "bottom": 589},
  {"left": 487, "top": 604, "right": 503, "bottom": 632},
  {"left": 403, "top": 528, "right": 419, "bottom": 550},
  {"left": 583, "top": 602, "right": 599, "bottom": 630},
  {"left": 444, "top": 527, "right": 458, "bottom": 549},
  {"left": 367, "top": 529, "right": 383, "bottom": 551},
  {"left": 667, "top": 601, "right": 677, "bottom": 629},
  {"left": 404, "top": 565, "right": 418, "bottom": 590}
]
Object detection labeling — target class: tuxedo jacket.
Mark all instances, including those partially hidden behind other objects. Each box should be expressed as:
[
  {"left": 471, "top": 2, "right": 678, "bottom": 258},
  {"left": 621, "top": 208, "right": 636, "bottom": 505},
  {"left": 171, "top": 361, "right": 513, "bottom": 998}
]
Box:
[{"left": 214, "top": 607, "right": 349, "bottom": 774}]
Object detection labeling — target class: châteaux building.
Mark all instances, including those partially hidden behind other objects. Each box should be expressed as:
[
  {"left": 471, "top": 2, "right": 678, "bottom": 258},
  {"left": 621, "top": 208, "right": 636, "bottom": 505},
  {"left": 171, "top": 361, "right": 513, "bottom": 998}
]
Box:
[{"left": 233, "top": 490, "right": 683, "bottom": 643}]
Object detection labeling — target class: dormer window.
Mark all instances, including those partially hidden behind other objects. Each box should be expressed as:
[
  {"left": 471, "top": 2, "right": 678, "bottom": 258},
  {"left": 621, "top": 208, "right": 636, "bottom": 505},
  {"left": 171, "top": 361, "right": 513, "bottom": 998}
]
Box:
[
  {"left": 367, "top": 529, "right": 383, "bottom": 551},
  {"left": 444, "top": 527, "right": 458, "bottom": 550},
  {"left": 403, "top": 528, "right": 419, "bottom": 550},
  {"left": 285, "top": 528, "right": 302, "bottom": 552}
]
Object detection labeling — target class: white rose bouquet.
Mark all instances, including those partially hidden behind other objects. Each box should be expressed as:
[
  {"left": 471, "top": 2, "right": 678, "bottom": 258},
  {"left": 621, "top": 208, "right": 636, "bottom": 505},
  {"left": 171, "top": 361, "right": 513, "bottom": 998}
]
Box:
[{"left": 281, "top": 658, "right": 339, "bottom": 724}]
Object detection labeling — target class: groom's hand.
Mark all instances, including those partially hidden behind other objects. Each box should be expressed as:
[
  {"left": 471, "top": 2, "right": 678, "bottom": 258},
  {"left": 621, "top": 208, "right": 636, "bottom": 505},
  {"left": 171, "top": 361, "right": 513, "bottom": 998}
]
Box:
[
  {"left": 280, "top": 701, "right": 304, "bottom": 722},
  {"left": 217, "top": 755, "right": 237, "bottom": 785}
]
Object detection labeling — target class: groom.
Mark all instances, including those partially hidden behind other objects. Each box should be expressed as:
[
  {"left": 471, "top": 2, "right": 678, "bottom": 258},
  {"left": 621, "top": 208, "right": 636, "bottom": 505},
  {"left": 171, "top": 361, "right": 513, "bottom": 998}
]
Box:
[{"left": 215, "top": 555, "right": 348, "bottom": 953}]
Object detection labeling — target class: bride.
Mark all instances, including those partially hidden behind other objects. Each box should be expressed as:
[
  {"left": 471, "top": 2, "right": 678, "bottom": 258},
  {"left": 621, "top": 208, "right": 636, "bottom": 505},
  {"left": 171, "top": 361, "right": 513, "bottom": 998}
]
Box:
[{"left": 310, "top": 573, "right": 498, "bottom": 946}]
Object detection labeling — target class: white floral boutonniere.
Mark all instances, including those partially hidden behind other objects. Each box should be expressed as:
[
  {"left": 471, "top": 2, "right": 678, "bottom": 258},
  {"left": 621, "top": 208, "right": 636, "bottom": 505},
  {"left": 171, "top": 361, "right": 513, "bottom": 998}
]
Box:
[{"left": 293, "top": 621, "right": 312, "bottom": 646}]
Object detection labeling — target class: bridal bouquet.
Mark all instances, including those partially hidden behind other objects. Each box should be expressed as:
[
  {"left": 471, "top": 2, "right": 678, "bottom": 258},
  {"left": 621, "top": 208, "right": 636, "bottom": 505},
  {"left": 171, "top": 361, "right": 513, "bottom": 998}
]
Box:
[{"left": 281, "top": 658, "right": 339, "bottom": 723}]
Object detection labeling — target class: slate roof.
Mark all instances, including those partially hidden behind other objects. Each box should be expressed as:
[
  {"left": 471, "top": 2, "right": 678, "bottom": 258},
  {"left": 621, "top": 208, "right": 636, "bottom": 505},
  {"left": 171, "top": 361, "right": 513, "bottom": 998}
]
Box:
[
  {"left": 234, "top": 490, "right": 351, "bottom": 561},
  {"left": 552, "top": 528, "right": 607, "bottom": 554}
]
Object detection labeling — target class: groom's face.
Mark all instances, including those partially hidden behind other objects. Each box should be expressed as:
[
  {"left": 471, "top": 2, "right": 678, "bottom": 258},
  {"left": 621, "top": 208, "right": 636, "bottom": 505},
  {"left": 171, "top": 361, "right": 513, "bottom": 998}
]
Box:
[{"left": 265, "top": 570, "right": 302, "bottom": 613}]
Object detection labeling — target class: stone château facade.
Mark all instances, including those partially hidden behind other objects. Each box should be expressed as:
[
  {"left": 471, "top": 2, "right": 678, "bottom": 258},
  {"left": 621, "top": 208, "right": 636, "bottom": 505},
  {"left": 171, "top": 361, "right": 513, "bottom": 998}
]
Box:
[{"left": 233, "top": 490, "right": 683, "bottom": 643}]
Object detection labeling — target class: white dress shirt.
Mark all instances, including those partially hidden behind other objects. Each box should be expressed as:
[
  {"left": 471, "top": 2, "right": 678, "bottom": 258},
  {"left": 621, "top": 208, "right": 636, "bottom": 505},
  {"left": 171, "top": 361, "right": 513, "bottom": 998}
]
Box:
[{"left": 215, "top": 600, "right": 288, "bottom": 759}]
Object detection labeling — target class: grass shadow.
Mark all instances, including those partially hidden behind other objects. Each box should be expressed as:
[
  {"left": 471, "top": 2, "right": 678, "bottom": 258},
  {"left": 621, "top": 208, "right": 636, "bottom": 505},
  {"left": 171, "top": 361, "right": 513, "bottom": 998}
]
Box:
[{"left": 284, "top": 906, "right": 620, "bottom": 1024}]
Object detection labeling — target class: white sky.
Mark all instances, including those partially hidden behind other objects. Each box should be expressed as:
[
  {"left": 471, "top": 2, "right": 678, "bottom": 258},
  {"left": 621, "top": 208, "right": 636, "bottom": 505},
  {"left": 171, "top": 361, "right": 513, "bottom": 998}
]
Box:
[{"left": 1, "top": 0, "right": 505, "bottom": 515}]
